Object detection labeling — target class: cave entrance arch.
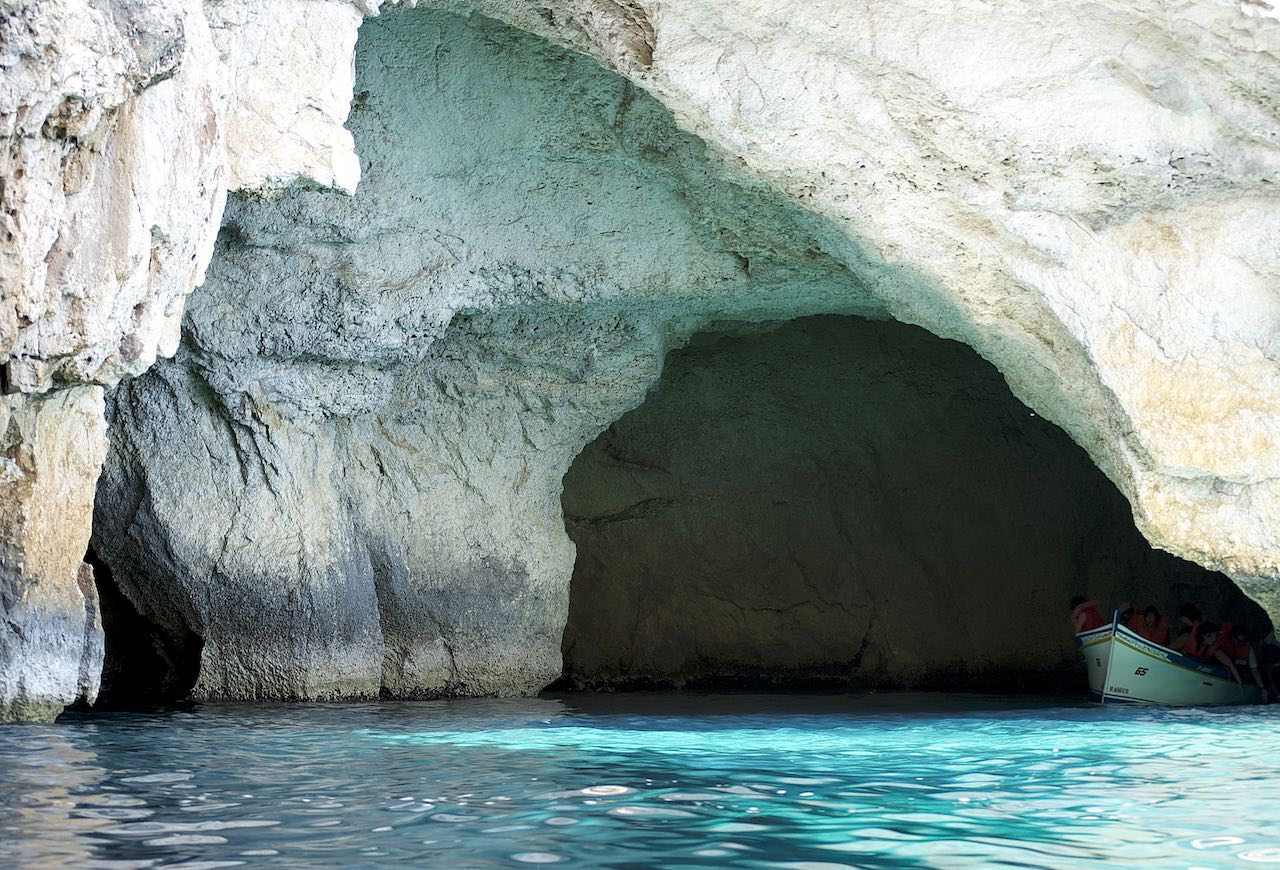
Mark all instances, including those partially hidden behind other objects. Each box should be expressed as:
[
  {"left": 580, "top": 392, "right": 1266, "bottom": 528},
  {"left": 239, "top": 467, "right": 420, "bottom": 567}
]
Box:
[{"left": 559, "top": 315, "right": 1268, "bottom": 692}]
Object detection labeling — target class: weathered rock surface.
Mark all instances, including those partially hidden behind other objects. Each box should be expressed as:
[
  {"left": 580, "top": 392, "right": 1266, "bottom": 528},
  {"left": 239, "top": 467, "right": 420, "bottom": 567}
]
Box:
[
  {"left": 562, "top": 317, "right": 1267, "bottom": 690},
  {"left": 94, "top": 7, "right": 865, "bottom": 699},
  {"left": 93, "top": 3, "right": 1280, "bottom": 701},
  {"left": 3, "top": 0, "right": 1280, "bottom": 711},
  {"left": 0, "top": 388, "right": 107, "bottom": 720},
  {"left": 1, "top": 0, "right": 227, "bottom": 393},
  {"left": 98, "top": 308, "right": 668, "bottom": 698},
  {"left": 0, "top": 0, "right": 228, "bottom": 721},
  {"left": 0, "top": 0, "right": 370, "bottom": 719},
  {"left": 206, "top": 0, "right": 364, "bottom": 193},
  {"left": 472, "top": 0, "right": 1280, "bottom": 613}
]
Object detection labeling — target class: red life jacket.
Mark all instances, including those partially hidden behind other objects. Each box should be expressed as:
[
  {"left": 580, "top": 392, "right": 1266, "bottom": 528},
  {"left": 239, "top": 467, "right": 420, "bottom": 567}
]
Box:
[
  {"left": 1073, "top": 600, "right": 1105, "bottom": 632},
  {"left": 1133, "top": 613, "right": 1169, "bottom": 646},
  {"left": 1218, "top": 624, "right": 1252, "bottom": 662},
  {"left": 1220, "top": 638, "right": 1251, "bottom": 663},
  {"left": 1174, "top": 619, "right": 1203, "bottom": 656}
]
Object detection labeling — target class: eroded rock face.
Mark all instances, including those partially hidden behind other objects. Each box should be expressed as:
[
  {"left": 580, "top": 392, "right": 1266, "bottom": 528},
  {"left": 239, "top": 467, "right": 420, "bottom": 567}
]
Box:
[
  {"left": 1, "top": 0, "right": 227, "bottom": 393},
  {"left": 0, "top": 0, "right": 371, "bottom": 719},
  {"left": 94, "top": 7, "right": 864, "bottom": 699},
  {"left": 562, "top": 317, "right": 1268, "bottom": 690},
  {"left": 91, "top": 3, "right": 1280, "bottom": 702},
  {"left": 97, "top": 309, "right": 666, "bottom": 698},
  {"left": 0, "top": 0, "right": 229, "bottom": 720},
  {"left": 469, "top": 0, "right": 1280, "bottom": 610},
  {"left": 4, "top": 0, "right": 1280, "bottom": 713},
  {"left": 206, "top": 0, "right": 364, "bottom": 193},
  {"left": 0, "top": 388, "right": 107, "bottom": 720}
]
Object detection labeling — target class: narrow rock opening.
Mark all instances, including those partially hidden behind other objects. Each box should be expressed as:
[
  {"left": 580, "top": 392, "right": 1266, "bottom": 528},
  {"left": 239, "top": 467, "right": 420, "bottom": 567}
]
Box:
[
  {"left": 84, "top": 547, "right": 202, "bottom": 708},
  {"left": 559, "top": 316, "right": 1270, "bottom": 692}
]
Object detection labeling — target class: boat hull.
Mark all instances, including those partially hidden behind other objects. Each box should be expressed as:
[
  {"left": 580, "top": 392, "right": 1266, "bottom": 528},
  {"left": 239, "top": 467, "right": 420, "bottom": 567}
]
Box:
[
  {"left": 1075, "top": 624, "right": 1113, "bottom": 699},
  {"left": 1076, "top": 620, "right": 1263, "bottom": 707}
]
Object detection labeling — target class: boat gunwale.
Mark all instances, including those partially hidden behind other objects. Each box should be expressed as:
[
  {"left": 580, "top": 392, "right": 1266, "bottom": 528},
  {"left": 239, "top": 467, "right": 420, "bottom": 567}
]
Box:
[{"left": 1078, "top": 620, "right": 1239, "bottom": 683}]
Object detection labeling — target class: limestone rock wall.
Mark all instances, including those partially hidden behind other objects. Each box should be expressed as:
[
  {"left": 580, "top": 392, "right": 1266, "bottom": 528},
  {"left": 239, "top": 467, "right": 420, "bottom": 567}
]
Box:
[
  {"left": 562, "top": 317, "right": 1268, "bottom": 690},
  {"left": 2, "top": 0, "right": 1279, "bottom": 714},
  {"left": 93, "top": 7, "right": 865, "bottom": 700},
  {"left": 0, "top": 0, "right": 227, "bottom": 721},
  {"left": 91, "top": 3, "right": 1280, "bottom": 702},
  {"left": 206, "top": 0, "right": 364, "bottom": 193},
  {"left": 1, "top": 0, "right": 227, "bottom": 393},
  {"left": 0, "top": 388, "right": 107, "bottom": 720},
  {"left": 97, "top": 308, "right": 666, "bottom": 698},
  {"left": 0, "top": 0, "right": 387, "bottom": 719},
  {"left": 468, "top": 0, "right": 1280, "bottom": 613}
]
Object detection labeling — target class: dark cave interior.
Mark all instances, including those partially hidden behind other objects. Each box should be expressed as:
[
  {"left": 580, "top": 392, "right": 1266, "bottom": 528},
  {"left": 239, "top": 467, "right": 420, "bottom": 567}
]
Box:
[{"left": 560, "top": 316, "right": 1269, "bottom": 692}]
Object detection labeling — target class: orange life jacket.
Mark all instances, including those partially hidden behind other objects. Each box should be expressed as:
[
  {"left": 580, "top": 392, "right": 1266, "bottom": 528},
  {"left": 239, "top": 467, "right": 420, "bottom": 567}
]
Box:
[
  {"left": 1188, "top": 621, "right": 1223, "bottom": 662},
  {"left": 1073, "top": 600, "right": 1105, "bottom": 632}
]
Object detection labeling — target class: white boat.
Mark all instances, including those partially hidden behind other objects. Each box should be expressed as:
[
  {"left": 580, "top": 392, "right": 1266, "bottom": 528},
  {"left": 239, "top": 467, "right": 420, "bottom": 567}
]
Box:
[{"left": 1075, "top": 616, "right": 1264, "bottom": 706}]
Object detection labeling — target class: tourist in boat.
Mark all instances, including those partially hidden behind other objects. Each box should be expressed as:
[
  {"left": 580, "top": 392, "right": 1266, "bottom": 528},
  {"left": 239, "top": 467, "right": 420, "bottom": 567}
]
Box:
[
  {"left": 1218, "top": 623, "right": 1248, "bottom": 663},
  {"left": 1070, "top": 596, "right": 1105, "bottom": 633},
  {"left": 1127, "top": 605, "right": 1169, "bottom": 646},
  {"left": 1259, "top": 630, "right": 1280, "bottom": 701},
  {"left": 1170, "top": 603, "right": 1203, "bottom": 653},
  {"left": 1188, "top": 622, "right": 1245, "bottom": 690},
  {"left": 1220, "top": 625, "right": 1269, "bottom": 693},
  {"left": 1117, "top": 603, "right": 1136, "bottom": 630}
]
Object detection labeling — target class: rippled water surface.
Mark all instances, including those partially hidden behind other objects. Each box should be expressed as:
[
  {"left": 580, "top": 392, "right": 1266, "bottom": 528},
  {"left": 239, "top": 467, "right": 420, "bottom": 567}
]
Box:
[{"left": 3, "top": 694, "right": 1280, "bottom": 868}]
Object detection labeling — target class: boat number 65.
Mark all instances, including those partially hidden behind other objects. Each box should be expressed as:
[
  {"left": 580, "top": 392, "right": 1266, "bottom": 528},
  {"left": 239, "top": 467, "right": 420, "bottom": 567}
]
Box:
[{"left": 1134, "top": 667, "right": 1148, "bottom": 676}]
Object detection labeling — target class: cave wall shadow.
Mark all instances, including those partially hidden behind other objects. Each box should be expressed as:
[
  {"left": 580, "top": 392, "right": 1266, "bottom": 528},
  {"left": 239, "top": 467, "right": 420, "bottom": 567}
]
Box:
[
  {"left": 83, "top": 547, "right": 202, "bottom": 709},
  {"left": 559, "top": 315, "right": 1270, "bottom": 693}
]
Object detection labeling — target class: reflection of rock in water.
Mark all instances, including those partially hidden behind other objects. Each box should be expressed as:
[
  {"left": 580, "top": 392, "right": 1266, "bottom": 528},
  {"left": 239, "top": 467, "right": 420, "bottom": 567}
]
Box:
[
  {"left": 561, "top": 317, "right": 1270, "bottom": 691},
  {"left": 2, "top": 727, "right": 109, "bottom": 863}
]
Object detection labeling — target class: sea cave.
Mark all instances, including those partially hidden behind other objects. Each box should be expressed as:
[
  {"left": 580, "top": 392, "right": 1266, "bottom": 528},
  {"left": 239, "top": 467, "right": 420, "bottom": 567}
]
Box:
[{"left": 3, "top": 0, "right": 1280, "bottom": 866}]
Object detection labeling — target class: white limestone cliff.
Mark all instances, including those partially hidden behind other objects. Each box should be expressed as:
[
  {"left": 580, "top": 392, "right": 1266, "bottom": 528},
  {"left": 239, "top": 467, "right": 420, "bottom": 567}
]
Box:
[
  {"left": 206, "top": 0, "right": 364, "bottom": 193},
  {"left": 477, "top": 0, "right": 1280, "bottom": 610},
  {"left": 3, "top": 0, "right": 1280, "bottom": 717},
  {"left": 0, "top": 0, "right": 369, "bottom": 719},
  {"left": 1, "top": 0, "right": 226, "bottom": 720}
]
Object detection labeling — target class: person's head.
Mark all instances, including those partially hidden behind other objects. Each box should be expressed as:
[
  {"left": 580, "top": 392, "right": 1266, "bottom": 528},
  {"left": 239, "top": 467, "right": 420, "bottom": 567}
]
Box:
[
  {"left": 1178, "top": 603, "right": 1203, "bottom": 624},
  {"left": 1197, "top": 621, "right": 1220, "bottom": 645},
  {"left": 1069, "top": 595, "right": 1087, "bottom": 611},
  {"left": 1232, "top": 625, "right": 1251, "bottom": 645},
  {"left": 1144, "top": 606, "right": 1160, "bottom": 628}
]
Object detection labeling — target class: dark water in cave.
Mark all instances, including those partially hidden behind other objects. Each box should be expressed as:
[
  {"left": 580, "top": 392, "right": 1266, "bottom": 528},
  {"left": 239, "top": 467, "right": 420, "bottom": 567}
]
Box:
[{"left": 3, "top": 694, "right": 1279, "bottom": 868}]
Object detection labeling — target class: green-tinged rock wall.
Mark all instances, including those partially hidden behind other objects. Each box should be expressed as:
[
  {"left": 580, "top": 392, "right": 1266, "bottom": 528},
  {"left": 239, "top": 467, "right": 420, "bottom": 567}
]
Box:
[{"left": 92, "top": 7, "right": 869, "bottom": 700}]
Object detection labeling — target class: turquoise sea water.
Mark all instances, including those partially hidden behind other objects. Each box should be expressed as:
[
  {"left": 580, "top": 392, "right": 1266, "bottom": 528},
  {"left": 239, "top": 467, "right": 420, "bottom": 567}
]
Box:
[{"left": 3, "top": 693, "right": 1279, "bottom": 868}]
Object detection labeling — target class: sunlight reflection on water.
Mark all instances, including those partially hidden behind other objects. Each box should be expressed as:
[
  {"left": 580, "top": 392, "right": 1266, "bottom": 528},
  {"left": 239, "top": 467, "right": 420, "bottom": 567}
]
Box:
[{"left": 1, "top": 694, "right": 1278, "bottom": 868}]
